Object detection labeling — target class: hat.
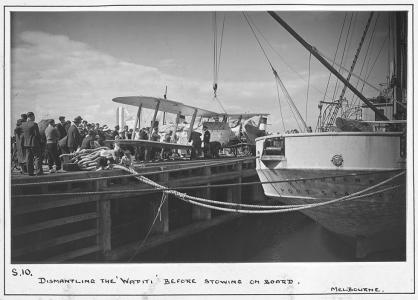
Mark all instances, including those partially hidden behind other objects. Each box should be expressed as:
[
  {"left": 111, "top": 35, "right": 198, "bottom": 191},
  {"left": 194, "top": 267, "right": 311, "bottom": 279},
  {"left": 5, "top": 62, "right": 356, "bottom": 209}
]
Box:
[
  {"left": 102, "top": 125, "right": 109, "bottom": 131},
  {"left": 73, "top": 116, "right": 82, "bottom": 123},
  {"left": 59, "top": 116, "right": 65, "bottom": 121}
]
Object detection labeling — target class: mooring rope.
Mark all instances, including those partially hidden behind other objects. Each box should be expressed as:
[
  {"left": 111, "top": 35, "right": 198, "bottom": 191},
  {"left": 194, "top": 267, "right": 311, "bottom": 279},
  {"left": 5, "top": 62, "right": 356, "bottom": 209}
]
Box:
[
  {"left": 119, "top": 165, "right": 405, "bottom": 214},
  {"left": 127, "top": 192, "right": 168, "bottom": 262}
]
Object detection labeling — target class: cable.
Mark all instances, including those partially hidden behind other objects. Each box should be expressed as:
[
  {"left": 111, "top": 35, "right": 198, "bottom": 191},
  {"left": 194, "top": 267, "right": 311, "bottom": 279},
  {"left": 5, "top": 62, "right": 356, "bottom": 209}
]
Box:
[
  {"left": 246, "top": 13, "right": 334, "bottom": 100},
  {"left": 128, "top": 192, "right": 167, "bottom": 261},
  {"left": 306, "top": 52, "right": 311, "bottom": 122}
]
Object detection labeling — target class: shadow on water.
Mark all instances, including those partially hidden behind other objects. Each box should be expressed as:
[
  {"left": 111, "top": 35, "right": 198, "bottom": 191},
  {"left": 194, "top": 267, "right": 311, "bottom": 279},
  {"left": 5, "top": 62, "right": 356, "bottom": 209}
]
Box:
[{"left": 132, "top": 212, "right": 384, "bottom": 263}]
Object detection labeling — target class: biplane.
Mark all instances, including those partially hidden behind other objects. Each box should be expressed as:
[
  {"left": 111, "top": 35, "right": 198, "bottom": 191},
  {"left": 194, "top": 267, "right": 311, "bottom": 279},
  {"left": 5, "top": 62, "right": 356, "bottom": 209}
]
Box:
[{"left": 109, "top": 96, "right": 269, "bottom": 159}]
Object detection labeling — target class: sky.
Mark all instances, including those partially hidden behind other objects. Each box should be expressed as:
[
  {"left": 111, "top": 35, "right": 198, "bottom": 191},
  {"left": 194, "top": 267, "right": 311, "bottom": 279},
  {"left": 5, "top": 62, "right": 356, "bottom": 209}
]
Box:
[{"left": 10, "top": 9, "right": 395, "bottom": 133}]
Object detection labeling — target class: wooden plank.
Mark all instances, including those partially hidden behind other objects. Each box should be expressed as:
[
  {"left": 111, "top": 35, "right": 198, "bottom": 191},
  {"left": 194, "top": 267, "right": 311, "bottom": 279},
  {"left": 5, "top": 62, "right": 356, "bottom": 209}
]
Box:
[
  {"left": 44, "top": 245, "right": 101, "bottom": 263},
  {"left": 13, "top": 229, "right": 98, "bottom": 258},
  {"left": 12, "top": 195, "right": 100, "bottom": 216},
  {"left": 98, "top": 199, "right": 112, "bottom": 255},
  {"left": 13, "top": 212, "right": 98, "bottom": 236}
]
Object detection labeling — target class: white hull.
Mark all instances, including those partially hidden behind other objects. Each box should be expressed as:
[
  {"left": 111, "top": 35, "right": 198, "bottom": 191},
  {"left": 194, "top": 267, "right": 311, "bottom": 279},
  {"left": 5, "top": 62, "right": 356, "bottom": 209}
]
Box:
[{"left": 255, "top": 132, "right": 406, "bottom": 238}]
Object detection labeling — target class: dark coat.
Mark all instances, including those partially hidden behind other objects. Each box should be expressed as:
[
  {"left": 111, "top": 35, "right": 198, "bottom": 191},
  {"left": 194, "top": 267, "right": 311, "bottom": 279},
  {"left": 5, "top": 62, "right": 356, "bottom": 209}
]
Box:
[
  {"left": 80, "top": 135, "right": 95, "bottom": 150},
  {"left": 56, "top": 122, "right": 67, "bottom": 139},
  {"left": 14, "top": 126, "right": 26, "bottom": 163},
  {"left": 67, "top": 124, "right": 82, "bottom": 149},
  {"left": 21, "top": 120, "right": 41, "bottom": 149},
  {"left": 203, "top": 130, "right": 211, "bottom": 143}
]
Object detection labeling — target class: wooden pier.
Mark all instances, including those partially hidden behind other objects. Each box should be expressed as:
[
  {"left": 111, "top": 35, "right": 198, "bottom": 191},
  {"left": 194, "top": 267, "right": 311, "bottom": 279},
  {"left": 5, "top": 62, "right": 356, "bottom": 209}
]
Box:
[{"left": 11, "top": 158, "right": 265, "bottom": 262}]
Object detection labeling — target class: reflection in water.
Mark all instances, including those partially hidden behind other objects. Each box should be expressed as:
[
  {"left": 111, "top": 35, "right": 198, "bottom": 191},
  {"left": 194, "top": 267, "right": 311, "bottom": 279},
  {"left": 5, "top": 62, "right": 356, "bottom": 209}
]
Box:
[{"left": 134, "top": 212, "right": 404, "bottom": 262}]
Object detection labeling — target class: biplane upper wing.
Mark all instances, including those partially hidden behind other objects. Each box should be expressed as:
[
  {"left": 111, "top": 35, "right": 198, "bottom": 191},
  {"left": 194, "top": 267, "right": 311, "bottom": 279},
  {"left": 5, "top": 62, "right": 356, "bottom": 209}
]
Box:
[
  {"left": 112, "top": 96, "right": 218, "bottom": 117},
  {"left": 105, "top": 139, "right": 193, "bottom": 151}
]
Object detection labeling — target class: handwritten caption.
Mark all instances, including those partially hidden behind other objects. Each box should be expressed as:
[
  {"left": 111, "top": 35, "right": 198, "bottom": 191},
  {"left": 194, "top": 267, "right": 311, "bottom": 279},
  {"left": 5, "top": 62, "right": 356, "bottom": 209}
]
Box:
[{"left": 36, "top": 276, "right": 296, "bottom": 286}]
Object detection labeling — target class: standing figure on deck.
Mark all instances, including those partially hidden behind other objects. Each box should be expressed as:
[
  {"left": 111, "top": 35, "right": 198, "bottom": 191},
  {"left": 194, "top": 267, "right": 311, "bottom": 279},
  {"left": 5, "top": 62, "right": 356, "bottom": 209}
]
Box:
[
  {"left": 203, "top": 125, "right": 211, "bottom": 158},
  {"left": 189, "top": 131, "right": 202, "bottom": 160},
  {"left": 80, "top": 130, "right": 97, "bottom": 150},
  {"left": 67, "top": 116, "right": 83, "bottom": 153},
  {"left": 44, "top": 119, "right": 61, "bottom": 173},
  {"left": 14, "top": 119, "right": 27, "bottom": 174},
  {"left": 21, "top": 112, "right": 43, "bottom": 176},
  {"left": 56, "top": 116, "right": 67, "bottom": 139}
]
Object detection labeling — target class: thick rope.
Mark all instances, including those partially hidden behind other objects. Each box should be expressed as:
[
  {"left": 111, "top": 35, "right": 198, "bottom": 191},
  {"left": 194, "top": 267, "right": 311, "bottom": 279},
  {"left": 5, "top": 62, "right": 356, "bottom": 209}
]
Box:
[
  {"left": 121, "top": 165, "right": 405, "bottom": 214},
  {"left": 13, "top": 169, "right": 404, "bottom": 197}
]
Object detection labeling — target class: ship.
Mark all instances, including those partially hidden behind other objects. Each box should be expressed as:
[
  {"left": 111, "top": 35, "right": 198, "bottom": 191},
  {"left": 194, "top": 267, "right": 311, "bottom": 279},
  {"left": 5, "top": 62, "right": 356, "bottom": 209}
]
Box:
[{"left": 255, "top": 11, "right": 407, "bottom": 255}]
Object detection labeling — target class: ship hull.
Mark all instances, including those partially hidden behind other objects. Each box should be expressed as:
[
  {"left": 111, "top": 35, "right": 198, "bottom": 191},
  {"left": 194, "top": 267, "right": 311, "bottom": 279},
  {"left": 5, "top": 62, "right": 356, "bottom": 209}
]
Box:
[
  {"left": 255, "top": 132, "right": 406, "bottom": 240},
  {"left": 257, "top": 168, "right": 406, "bottom": 238}
]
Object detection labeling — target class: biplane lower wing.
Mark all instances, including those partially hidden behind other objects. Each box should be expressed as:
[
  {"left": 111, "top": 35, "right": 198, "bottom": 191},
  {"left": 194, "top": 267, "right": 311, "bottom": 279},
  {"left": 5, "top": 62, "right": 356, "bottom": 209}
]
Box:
[{"left": 105, "top": 139, "right": 193, "bottom": 151}]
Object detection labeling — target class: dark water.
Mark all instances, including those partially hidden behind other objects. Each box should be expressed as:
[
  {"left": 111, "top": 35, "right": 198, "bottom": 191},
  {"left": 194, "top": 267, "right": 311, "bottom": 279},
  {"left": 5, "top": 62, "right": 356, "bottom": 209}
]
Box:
[{"left": 134, "top": 212, "right": 391, "bottom": 262}]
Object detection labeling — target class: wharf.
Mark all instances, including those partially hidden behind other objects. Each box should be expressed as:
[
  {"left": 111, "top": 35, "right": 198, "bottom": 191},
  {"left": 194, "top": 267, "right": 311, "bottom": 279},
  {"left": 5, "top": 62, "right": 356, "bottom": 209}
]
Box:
[{"left": 11, "top": 157, "right": 265, "bottom": 262}]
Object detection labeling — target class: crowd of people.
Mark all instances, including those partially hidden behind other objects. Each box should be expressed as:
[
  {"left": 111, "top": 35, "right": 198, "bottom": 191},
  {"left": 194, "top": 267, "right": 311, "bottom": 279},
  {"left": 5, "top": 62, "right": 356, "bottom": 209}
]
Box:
[
  {"left": 12, "top": 113, "right": 134, "bottom": 176},
  {"left": 12, "top": 113, "right": 213, "bottom": 176}
]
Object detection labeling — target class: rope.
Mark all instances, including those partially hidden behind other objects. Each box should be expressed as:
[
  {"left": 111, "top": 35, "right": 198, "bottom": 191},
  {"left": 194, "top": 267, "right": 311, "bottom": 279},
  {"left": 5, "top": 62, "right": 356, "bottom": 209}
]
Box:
[
  {"left": 274, "top": 77, "right": 286, "bottom": 132},
  {"left": 243, "top": 11, "right": 307, "bottom": 132},
  {"left": 127, "top": 192, "right": 167, "bottom": 262},
  {"left": 347, "top": 14, "right": 379, "bottom": 110},
  {"left": 246, "top": 13, "right": 333, "bottom": 101},
  {"left": 12, "top": 168, "right": 404, "bottom": 192},
  {"left": 306, "top": 52, "right": 311, "bottom": 122},
  {"left": 242, "top": 12, "right": 275, "bottom": 71},
  {"left": 121, "top": 166, "right": 405, "bottom": 214},
  {"left": 321, "top": 13, "right": 347, "bottom": 107}
]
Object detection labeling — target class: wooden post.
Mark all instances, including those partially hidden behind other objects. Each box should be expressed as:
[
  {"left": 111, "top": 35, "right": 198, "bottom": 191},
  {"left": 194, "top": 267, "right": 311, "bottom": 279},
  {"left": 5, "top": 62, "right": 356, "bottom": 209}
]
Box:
[
  {"left": 227, "top": 164, "right": 242, "bottom": 204},
  {"left": 132, "top": 104, "right": 142, "bottom": 140},
  {"left": 192, "top": 166, "right": 212, "bottom": 221},
  {"left": 95, "top": 179, "right": 111, "bottom": 259},
  {"left": 235, "top": 163, "right": 242, "bottom": 204},
  {"left": 187, "top": 108, "right": 198, "bottom": 142},
  {"left": 149, "top": 100, "right": 160, "bottom": 140}
]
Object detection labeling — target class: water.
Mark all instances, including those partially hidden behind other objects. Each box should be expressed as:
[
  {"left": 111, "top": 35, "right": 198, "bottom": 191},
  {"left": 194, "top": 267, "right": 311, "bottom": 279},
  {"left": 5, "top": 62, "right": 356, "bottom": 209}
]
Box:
[{"left": 133, "top": 212, "right": 370, "bottom": 262}]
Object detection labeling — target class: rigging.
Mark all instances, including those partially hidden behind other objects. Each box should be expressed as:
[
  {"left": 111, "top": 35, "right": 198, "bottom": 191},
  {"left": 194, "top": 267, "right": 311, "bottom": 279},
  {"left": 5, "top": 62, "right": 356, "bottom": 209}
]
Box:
[
  {"left": 212, "top": 12, "right": 227, "bottom": 114},
  {"left": 242, "top": 12, "right": 308, "bottom": 132},
  {"left": 267, "top": 11, "right": 388, "bottom": 121}
]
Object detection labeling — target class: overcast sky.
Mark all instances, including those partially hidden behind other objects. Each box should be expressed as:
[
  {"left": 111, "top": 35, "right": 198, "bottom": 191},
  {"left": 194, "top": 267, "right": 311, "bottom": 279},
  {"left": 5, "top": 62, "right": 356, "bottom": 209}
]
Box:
[{"left": 11, "top": 9, "right": 394, "bottom": 132}]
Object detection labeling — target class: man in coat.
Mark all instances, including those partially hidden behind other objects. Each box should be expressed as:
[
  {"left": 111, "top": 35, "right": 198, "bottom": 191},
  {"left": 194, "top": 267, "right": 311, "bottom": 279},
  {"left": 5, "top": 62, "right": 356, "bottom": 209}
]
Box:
[
  {"left": 21, "top": 112, "right": 42, "bottom": 176},
  {"left": 56, "top": 116, "right": 67, "bottom": 139},
  {"left": 44, "top": 119, "right": 61, "bottom": 172},
  {"left": 14, "top": 119, "right": 27, "bottom": 174},
  {"left": 67, "top": 116, "right": 82, "bottom": 153},
  {"left": 202, "top": 125, "right": 211, "bottom": 158}
]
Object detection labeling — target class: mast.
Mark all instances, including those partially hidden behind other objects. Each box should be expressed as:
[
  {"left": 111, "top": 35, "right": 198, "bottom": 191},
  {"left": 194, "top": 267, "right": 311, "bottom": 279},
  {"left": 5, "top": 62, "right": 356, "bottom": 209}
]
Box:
[
  {"left": 323, "top": 12, "right": 374, "bottom": 129},
  {"left": 394, "top": 11, "right": 407, "bottom": 119},
  {"left": 268, "top": 11, "right": 388, "bottom": 121}
]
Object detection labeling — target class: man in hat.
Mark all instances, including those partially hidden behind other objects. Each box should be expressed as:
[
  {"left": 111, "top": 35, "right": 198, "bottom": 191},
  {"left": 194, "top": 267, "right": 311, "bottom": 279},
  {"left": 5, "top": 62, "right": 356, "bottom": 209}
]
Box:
[
  {"left": 56, "top": 116, "right": 67, "bottom": 139},
  {"left": 14, "top": 119, "right": 27, "bottom": 173},
  {"left": 111, "top": 125, "right": 120, "bottom": 140},
  {"left": 21, "top": 112, "right": 42, "bottom": 175},
  {"left": 202, "top": 125, "right": 211, "bottom": 158},
  {"left": 20, "top": 113, "right": 28, "bottom": 123},
  {"left": 67, "top": 116, "right": 82, "bottom": 153},
  {"left": 44, "top": 119, "right": 61, "bottom": 173}
]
